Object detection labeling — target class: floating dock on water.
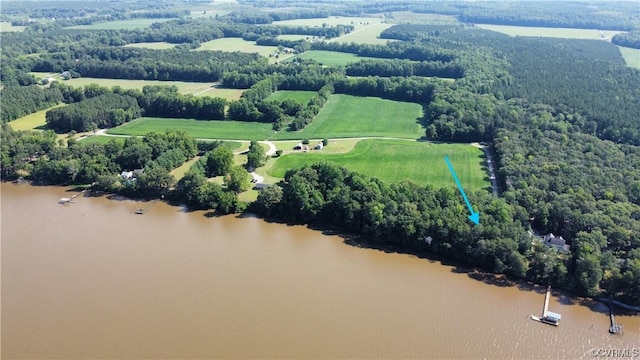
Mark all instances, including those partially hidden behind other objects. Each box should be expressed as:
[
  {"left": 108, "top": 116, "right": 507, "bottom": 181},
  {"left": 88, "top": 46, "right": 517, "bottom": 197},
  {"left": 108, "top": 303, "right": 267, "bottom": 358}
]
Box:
[{"left": 531, "top": 285, "right": 561, "bottom": 326}]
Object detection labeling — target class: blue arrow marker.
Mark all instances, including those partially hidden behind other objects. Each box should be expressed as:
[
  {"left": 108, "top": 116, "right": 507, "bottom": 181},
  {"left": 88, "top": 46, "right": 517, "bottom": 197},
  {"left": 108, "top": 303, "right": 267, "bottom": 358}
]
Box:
[{"left": 445, "top": 156, "right": 480, "bottom": 225}]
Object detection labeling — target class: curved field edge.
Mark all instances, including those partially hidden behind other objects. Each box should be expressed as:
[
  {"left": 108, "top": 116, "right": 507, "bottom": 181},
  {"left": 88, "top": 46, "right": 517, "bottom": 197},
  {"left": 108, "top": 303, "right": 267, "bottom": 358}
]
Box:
[{"left": 267, "top": 139, "right": 490, "bottom": 191}]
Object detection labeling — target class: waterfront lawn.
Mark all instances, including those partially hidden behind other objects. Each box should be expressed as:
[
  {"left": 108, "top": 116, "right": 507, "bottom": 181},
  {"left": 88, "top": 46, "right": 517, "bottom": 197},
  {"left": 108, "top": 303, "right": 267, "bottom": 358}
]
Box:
[
  {"left": 266, "top": 90, "right": 317, "bottom": 104},
  {"left": 285, "top": 50, "right": 375, "bottom": 66},
  {"left": 268, "top": 139, "right": 490, "bottom": 191},
  {"left": 67, "top": 18, "right": 175, "bottom": 30},
  {"left": 272, "top": 94, "right": 424, "bottom": 140},
  {"left": 107, "top": 118, "right": 275, "bottom": 140},
  {"left": 8, "top": 104, "right": 65, "bottom": 131}
]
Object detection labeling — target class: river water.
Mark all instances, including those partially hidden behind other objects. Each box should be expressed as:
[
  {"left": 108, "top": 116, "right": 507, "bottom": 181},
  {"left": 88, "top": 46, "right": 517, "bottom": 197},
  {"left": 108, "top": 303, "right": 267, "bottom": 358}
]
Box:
[{"left": 2, "top": 183, "right": 638, "bottom": 359}]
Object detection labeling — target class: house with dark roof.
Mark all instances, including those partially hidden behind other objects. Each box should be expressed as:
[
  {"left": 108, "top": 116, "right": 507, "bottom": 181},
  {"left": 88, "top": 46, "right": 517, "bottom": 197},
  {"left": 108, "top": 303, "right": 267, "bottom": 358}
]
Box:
[{"left": 543, "top": 233, "right": 570, "bottom": 251}]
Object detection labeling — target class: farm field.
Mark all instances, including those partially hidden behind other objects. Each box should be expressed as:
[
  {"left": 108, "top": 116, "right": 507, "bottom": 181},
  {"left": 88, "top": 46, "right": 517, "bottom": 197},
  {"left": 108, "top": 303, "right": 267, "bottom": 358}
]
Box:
[
  {"left": 268, "top": 139, "right": 489, "bottom": 191},
  {"left": 0, "top": 22, "right": 26, "bottom": 32},
  {"left": 8, "top": 104, "right": 65, "bottom": 131},
  {"left": 30, "top": 74, "right": 242, "bottom": 98},
  {"left": 122, "top": 42, "right": 177, "bottom": 50},
  {"left": 476, "top": 24, "right": 623, "bottom": 40},
  {"left": 277, "top": 34, "right": 310, "bottom": 41},
  {"left": 272, "top": 94, "right": 424, "bottom": 140},
  {"left": 329, "top": 23, "right": 396, "bottom": 45},
  {"left": 193, "top": 38, "right": 277, "bottom": 57},
  {"left": 66, "top": 18, "right": 175, "bottom": 30},
  {"left": 108, "top": 118, "right": 275, "bottom": 140},
  {"left": 385, "top": 12, "right": 459, "bottom": 25},
  {"left": 617, "top": 46, "right": 640, "bottom": 69},
  {"left": 285, "top": 50, "right": 376, "bottom": 66},
  {"left": 266, "top": 90, "right": 317, "bottom": 104},
  {"left": 272, "top": 16, "right": 383, "bottom": 29}
]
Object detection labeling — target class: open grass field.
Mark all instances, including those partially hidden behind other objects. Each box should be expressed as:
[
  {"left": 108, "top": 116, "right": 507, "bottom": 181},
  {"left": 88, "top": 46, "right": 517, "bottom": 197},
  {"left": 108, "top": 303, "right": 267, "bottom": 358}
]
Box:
[
  {"left": 122, "top": 42, "right": 177, "bottom": 50},
  {"left": 617, "top": 46, "right": 640, "bottom": 69},
  {"left": 66, "top": 18, "right": 175, "bottom": 30},
  {"left": 30, "top": 74, "right": 242, "bottom": 98},
  {"left": 277, "top": 34, "right": 310, "bottom": 41},
  {"left": 8, "top": 104, "right": 65, "bottom": 131},
  {"left": 330, "top": 23, "right": 396, "bottom": 45},
  {"left": 476, "top": 24, "right": 623, "bottom": 40},
  {"left": 193, "top": 38, "right": 277, "bottom": 57},
  {"left": 385, "top": 12, "right": 459, "bottom": 25},
  {"left": 78, "top": 135, "right": 126, "bottom": 145},
  {"left": 0, "top": 22, "right": 26, "bottom": 32},
  {"left": 285, "top": 50, "right": 376, "bottom": 66},
  {"left": 272, "top": 94, "right": 424, "bottom": 140},
  {"left": 108, "top": 118, "right": 275, "bottom": 140},
  {"left": 268, "top": 139, "right": 489, "bottom": 191},
  {"left": 272, "top": 16, "right": 383, "bottom": 29},
  {"left": 266, "top": 90, "right": 317, "bottom": 104}
]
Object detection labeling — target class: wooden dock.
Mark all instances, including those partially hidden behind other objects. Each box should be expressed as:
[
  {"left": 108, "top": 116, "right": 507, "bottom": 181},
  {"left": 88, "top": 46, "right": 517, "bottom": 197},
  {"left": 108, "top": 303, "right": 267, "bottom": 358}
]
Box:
[
  {"left": 59, "top": 189, "right": 87, "bottom": 204},
  {"left": 134, "top": 200, "right": 158, "bottom": 215},
  {"left": 531, "top": 285, "right": 561, "bottom": 326},
  {"left": 607, "top": 301, "right": 624, "bottom": 335}
]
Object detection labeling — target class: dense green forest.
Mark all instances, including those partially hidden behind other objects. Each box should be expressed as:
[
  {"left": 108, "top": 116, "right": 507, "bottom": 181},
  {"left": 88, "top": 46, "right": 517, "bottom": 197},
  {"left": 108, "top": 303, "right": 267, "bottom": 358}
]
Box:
[{"left": 1, "top": 0, "right": 639, "bottom": 306}]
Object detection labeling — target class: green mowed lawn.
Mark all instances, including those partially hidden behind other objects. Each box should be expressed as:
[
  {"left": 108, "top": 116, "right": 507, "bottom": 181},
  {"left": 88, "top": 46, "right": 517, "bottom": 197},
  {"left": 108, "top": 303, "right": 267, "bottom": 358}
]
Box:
[
  {"left": 67, "top": 18, "right": 175, "bottom": 30},
  {"left": 476, "top": 24, "right": 623, "bottom": 40},
  {"left": 286, "top": 50, "right": 376, "bottom": 66},
  {"left": 272, "top": 94, "right": 423, "bottom": 140},
  {"left": 194, "top": 38, "right": 277, "bottom": 57},
  {"left": 78, "top": 135, "right": 126, "bottom": 145},
  {"left": 122, "top": 42, "right": 178, "bottom": 50},
  {"left": 108, "top": 118, "right": 275, "bottom": 140},
  {"left": 268, "top": 139, "right": 489, "bottom": 191},
  {"left": 266, "top": 90, "right": 317, "bottom": 104}
]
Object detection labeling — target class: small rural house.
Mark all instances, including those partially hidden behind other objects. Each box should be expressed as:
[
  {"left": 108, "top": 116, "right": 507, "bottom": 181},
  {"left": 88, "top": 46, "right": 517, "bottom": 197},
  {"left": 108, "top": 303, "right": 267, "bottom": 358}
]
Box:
[
  {"left": 543, "top": 233, "right": 570, "bottom": 251},
  {"left": 314, "top": 142, "right": 323, "bottom": 150}
]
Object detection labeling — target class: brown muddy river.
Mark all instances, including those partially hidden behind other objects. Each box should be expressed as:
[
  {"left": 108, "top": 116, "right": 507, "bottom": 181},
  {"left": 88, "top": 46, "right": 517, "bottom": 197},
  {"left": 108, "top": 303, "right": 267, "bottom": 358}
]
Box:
[{"left": 2, "top": 183, "right": 638, "bottom": 359}]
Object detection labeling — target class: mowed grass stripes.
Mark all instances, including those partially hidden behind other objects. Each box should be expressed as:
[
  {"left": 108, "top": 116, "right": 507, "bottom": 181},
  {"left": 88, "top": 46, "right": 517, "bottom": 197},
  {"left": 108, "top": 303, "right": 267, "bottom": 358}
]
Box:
[{"left": 268, "top": 139, "right": 490, "bottom": 191}]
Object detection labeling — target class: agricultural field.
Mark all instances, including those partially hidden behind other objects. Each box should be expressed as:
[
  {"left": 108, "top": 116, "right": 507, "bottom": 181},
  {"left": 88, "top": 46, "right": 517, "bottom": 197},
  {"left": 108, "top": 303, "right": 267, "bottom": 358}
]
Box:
[
  {"left": 384, "top": 12, "right": 460, "bottom": 25},
  {"left": 617, "top": 46, "right": 640, "bottom": 69},
  {"left": 108, "top": 118, "right": 275, "bottom": 140},
  {"left": 272, "top": 16, "right": 383, "bottom": 29},
  {"left": 284, "top": 50, "right": 375, "bottom": 66},
  {"left": 66, "top": 18, "right": 175, "bottom": 30},
  {"left": 0, "top": 22, "right": 26, "bottom": 32},
  {"left": 8, "top": 104, "right": 65, "bottom": 131},
  {"left": 476, "top": 24, "right": 623, "bottom": 40},
  {"left": 329, "top": 23, "right": 396, "bottom": 45},
  {"left": 266, "top": 90, "right": 317, "bottom": 104},
  {"left": 30, "top": 74, "right": 242, "bottom": 98},
  {"left": 267, "top": 139, "right": 489, "bottom": 191},
  {"left": 193, "top": 38, "right": 277, "bottom": 57},
  {"left": 272, "top": 94, "right": 424, "bottom": 140},
  {"left": 277, "top": 34, "right": 311, "bottom": 41},
  {"left": 122, "top": 42, "right": 177, "bottom": 50}
]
